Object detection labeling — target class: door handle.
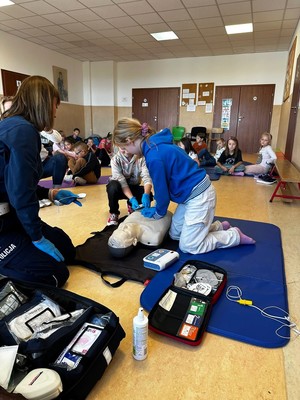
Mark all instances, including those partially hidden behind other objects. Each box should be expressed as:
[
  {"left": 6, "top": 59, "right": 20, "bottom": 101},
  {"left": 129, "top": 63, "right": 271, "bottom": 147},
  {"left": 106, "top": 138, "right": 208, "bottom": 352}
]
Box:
[
  {"left": 238, "top": 115, "right": 244, "bottom": 123},
  {"left": 153, "top": 116, "right": 157, "bottom": 122}
]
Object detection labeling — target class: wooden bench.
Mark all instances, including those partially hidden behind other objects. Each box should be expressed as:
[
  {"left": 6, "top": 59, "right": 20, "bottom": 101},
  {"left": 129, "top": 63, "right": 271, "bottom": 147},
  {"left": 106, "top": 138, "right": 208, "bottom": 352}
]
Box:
[{"left": 270, "top": 158, "right": 300, "bottom": 202}]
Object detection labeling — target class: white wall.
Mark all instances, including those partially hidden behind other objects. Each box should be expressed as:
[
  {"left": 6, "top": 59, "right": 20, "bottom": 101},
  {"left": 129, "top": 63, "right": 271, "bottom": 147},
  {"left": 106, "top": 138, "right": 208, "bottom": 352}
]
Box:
[
  {"left": 0, "top": 31, "right": 84, "bottom": 105},
  {"left": 114, "top": 52, "right": 288, "bottom": 107}
]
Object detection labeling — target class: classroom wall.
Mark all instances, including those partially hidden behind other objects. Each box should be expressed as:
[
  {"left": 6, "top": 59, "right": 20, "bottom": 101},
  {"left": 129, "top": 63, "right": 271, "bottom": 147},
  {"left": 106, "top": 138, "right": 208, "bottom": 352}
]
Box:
[
  {"left": 83, "top": 51, "right": 287, "bottom": 144},
  {"left": 115, "top": 52, "right": 287, "bottom": 147}
]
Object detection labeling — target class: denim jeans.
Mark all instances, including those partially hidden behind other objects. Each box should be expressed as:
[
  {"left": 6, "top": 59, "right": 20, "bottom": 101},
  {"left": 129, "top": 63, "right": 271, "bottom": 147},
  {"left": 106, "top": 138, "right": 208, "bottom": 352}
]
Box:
[{"left": 42, "top": 153, "right": 68, "bottom": 186}]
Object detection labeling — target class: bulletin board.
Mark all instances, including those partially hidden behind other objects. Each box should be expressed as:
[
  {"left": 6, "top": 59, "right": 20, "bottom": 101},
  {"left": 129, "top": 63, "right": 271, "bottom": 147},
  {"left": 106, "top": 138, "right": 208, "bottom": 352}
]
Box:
[
  {"left": 198, "top": 82, "right": 214, "bottom": 105},
  {"left": 181, "top": 83, "right": 197, "bottom": 107}
]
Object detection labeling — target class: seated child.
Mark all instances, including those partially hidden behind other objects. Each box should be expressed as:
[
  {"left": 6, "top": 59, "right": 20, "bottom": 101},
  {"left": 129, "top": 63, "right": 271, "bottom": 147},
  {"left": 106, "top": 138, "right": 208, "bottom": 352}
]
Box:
[
  {"left": 198, "top": 138, "right": 225, "bottom": 166},
  {"left": 177, "top": 137, "right": 200, "bottom": 166},
  {"left": 68, "top": 142, "right": 101, "bottom": 185},
  {"left": 40, "top": 129, "right": 68, "bottom": 188},
  {"left": 244, "top": 132, "right": 277, "bottom": 177},
  {"left": 192, "top": 133, "right": 207, "bottom": 155},
  {"left": 98, "top": 133, "right": 113, "bottom": 166},
  {"left": 54, "top": 136, "right": 76, "bottom": 159},
  {"left": 215, "top": 136, "right": 245, "bottom": 176},
  {"left": 86, "top": 137, "right": 100, "bottom": 158}
]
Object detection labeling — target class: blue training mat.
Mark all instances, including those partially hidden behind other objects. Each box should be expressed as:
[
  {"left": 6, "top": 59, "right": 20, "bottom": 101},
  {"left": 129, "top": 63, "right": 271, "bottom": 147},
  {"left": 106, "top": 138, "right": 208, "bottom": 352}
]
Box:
[{"left": 140, "top": 217, "right": 289, "bottom": 348}]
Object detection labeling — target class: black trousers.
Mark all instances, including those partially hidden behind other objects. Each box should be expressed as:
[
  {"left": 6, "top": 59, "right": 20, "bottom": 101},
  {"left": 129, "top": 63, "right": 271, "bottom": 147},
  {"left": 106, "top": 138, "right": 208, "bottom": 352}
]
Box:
[
  {"left": 106, "top": 180, "right": 152, "bottom": 215},
  {"left": 98, "top": 149, "right": 111, "bottom": 166},
  {"left": 0, "top": 213, "right": 74, "bottom": 287}
]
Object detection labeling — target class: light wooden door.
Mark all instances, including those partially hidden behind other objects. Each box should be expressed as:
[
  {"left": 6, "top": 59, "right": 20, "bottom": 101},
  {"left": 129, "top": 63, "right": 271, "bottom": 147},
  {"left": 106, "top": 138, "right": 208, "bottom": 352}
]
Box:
[
  {"left": 213, "top": 84, "right": 275, "bottom": 153},
  {"left": 132, "top": 88, "right": 179, "bottom": 132}
]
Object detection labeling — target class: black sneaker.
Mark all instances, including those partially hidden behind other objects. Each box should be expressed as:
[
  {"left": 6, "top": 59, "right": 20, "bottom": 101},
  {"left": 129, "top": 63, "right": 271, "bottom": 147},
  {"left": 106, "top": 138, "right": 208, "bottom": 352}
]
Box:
[{"left": 256, "top": 174, "right": 277, "bottom": 185}]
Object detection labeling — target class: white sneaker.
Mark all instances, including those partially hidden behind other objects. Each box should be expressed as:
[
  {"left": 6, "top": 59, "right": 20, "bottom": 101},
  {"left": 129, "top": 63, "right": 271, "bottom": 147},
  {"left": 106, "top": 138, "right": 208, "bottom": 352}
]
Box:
[
  {"left": 39, "top": 199, "right": 52, "bottom": 208},
  {"left": 64, "top": 174, "right": 73, "bottom": 182}
]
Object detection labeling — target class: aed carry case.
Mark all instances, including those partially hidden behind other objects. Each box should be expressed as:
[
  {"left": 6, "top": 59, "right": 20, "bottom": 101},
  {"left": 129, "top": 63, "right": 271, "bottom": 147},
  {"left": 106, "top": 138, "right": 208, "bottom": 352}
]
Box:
[
  {"left": 148, "top": 260, "right": 227, "bottom": 346},
  {"left": 0, "top": 277, "right": 125, "bottom": 400}
]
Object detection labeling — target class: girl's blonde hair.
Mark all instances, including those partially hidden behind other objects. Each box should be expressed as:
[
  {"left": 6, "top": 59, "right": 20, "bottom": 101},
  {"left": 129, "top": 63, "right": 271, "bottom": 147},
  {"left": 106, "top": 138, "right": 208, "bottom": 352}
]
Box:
[
  {"left": 3, "top": 75, "right": 60, "bottom": 131},
  {"left": 261, "top": 132, "right": 272, "bottom": 143},
  {"left": 113, "top": 117, "right": 156, "bottom": 146}
]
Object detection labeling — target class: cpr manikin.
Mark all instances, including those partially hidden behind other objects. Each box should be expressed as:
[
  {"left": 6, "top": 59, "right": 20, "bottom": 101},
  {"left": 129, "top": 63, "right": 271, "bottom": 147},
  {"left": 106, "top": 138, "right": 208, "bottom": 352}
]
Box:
[{"left": 108, "top": 211, "right": 173, "bottom": 257}]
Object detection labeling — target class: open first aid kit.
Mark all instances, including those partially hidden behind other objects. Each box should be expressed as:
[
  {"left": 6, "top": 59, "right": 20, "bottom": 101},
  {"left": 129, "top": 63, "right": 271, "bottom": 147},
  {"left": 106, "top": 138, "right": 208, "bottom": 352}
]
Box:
[
  {"left": 148, "top": 260, "right": 227, "bottom": 346},
  {"left": 0, "top": 277, "right": 125, "bottom": 399}
]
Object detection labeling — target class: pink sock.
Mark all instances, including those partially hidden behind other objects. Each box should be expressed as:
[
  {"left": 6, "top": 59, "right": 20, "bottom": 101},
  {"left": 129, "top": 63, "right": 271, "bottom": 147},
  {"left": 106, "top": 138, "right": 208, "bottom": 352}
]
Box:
[
  {"left": 235, "top": 227, "right": 256, "bottom": 245},
  {"left": 221, "top": 221, "right": 231, "bottom": 230},
  {"left": 232, "top": 172, "right": 244, "bottom": 176}
]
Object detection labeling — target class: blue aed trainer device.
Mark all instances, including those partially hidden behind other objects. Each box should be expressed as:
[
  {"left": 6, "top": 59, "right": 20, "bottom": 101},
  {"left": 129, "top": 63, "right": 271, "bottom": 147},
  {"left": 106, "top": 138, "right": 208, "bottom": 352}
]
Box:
[{"left": 143, "top": 249, "right": 179, "bottom": 271}]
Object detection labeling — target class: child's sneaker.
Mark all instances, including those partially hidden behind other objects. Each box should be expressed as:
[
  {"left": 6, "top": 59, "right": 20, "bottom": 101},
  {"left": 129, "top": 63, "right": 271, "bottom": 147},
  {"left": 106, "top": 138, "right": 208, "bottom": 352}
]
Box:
[
  {"left": 256, "top": 175, "right": 277, "bottom": 185},
  {"left": 107, "top": 213, "right": 119, "bottom": 226},
  {"left": 74, "top": 176, "right": 87, "bottom": 186},
  {"left": 232, "top": 171, "right": 244, "bottom": 176},
  {"left": 39, "top": 199, "right": 52, "bottom": 208},
  {"left": 127, "top": 203, "right": 134, "bottom": 214},
  {"left": 64, "top": 174, "right": 73, "bottom": 182}
]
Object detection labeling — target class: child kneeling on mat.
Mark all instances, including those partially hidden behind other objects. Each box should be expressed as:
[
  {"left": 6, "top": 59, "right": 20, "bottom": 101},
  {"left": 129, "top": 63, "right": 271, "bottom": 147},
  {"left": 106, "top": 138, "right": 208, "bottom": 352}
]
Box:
[{"left": 112, "top": 118, "right": 255, "bottom": 254}]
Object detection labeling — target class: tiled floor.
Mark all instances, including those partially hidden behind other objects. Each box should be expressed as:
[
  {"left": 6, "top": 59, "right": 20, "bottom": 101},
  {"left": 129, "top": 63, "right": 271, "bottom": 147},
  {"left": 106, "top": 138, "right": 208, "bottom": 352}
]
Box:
[{"left": 40, "top": 157, "right": 300, "bottom": 400}]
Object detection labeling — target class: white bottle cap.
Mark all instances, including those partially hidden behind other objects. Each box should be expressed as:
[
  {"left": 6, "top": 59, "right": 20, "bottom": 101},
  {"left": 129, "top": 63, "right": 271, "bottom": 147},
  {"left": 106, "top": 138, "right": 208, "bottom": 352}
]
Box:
[{"left": 137, "top": 307, "right": 145, "bottom": 322}]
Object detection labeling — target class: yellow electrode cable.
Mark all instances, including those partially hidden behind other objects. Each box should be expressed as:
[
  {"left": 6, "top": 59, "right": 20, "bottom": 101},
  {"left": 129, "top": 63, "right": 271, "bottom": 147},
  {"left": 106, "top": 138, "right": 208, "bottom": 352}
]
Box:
[{"left": 226, "top": 285, "right": 300, "bottom": 340}]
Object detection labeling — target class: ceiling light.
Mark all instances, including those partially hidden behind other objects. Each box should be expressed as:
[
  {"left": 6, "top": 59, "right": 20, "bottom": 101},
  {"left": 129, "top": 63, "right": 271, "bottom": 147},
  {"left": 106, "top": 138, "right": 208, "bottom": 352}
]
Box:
[
  {"left": 151, "top": 31, "right": 178, "bottom": 41},
  {"left": 0, "top": 0, "right": 14, "bottom": 6},
  {"left": 225, "top": 23, "right": 253, "bottom": 35}
]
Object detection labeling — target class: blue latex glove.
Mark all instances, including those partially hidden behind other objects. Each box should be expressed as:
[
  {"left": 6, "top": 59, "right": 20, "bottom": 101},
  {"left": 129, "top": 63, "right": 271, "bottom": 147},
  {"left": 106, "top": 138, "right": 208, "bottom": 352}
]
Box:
[
  {"left": 129, "top": 196, "right": 140, "bottom": 210},
  {"left": 54, "top": 190, "right": 82, "bottom": 207},
  {"left": 33, "top": 236, "right": 64, "bottom": 262},
  {"left": 141, "top": 207, "right": 156, "bottom": 218},
  {"left": 142, "top": 193, "right": 151, "bottom": 208}
]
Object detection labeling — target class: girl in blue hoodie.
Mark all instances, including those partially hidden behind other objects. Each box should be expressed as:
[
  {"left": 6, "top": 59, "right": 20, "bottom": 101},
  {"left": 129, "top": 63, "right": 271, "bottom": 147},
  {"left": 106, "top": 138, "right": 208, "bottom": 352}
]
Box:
[{"left": 112, "top": 118, "right": 255, "bottom": 254}]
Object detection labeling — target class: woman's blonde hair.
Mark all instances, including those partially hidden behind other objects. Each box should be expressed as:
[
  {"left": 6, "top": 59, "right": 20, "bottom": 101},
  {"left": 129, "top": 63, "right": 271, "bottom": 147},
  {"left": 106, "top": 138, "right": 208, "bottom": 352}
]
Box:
[
  {"left": 113, "top": 117, "right": 156, "bottom": 147},
  {"left": 3, "top": 75, "right": 60, "bottom": 131}
]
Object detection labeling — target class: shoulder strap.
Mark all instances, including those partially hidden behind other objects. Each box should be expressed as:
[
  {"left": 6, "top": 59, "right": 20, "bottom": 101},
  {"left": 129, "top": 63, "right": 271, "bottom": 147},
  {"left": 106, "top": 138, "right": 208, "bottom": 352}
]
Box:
[{"left": 100, "top": 272, "right": 127, "bottom": 288}]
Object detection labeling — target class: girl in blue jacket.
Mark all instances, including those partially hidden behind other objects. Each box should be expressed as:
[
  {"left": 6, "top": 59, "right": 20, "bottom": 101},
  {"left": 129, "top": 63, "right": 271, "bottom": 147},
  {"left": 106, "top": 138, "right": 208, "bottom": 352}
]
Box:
[{"left": 112, "top": 118, "right": 255, "bottom": 254}]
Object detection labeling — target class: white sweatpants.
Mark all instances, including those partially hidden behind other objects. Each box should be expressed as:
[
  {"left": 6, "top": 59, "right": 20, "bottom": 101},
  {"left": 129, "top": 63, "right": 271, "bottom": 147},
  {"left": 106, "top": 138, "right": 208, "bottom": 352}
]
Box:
[{"left": 169, "top": 185, "right": 240, "bottom": 254}]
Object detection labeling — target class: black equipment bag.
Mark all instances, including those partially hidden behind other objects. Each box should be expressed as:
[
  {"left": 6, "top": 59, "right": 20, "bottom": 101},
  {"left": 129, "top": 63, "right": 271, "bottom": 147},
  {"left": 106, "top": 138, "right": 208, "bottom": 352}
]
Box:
[{"left": 0, "top": 277, "right": 125, "bottom": 399}]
